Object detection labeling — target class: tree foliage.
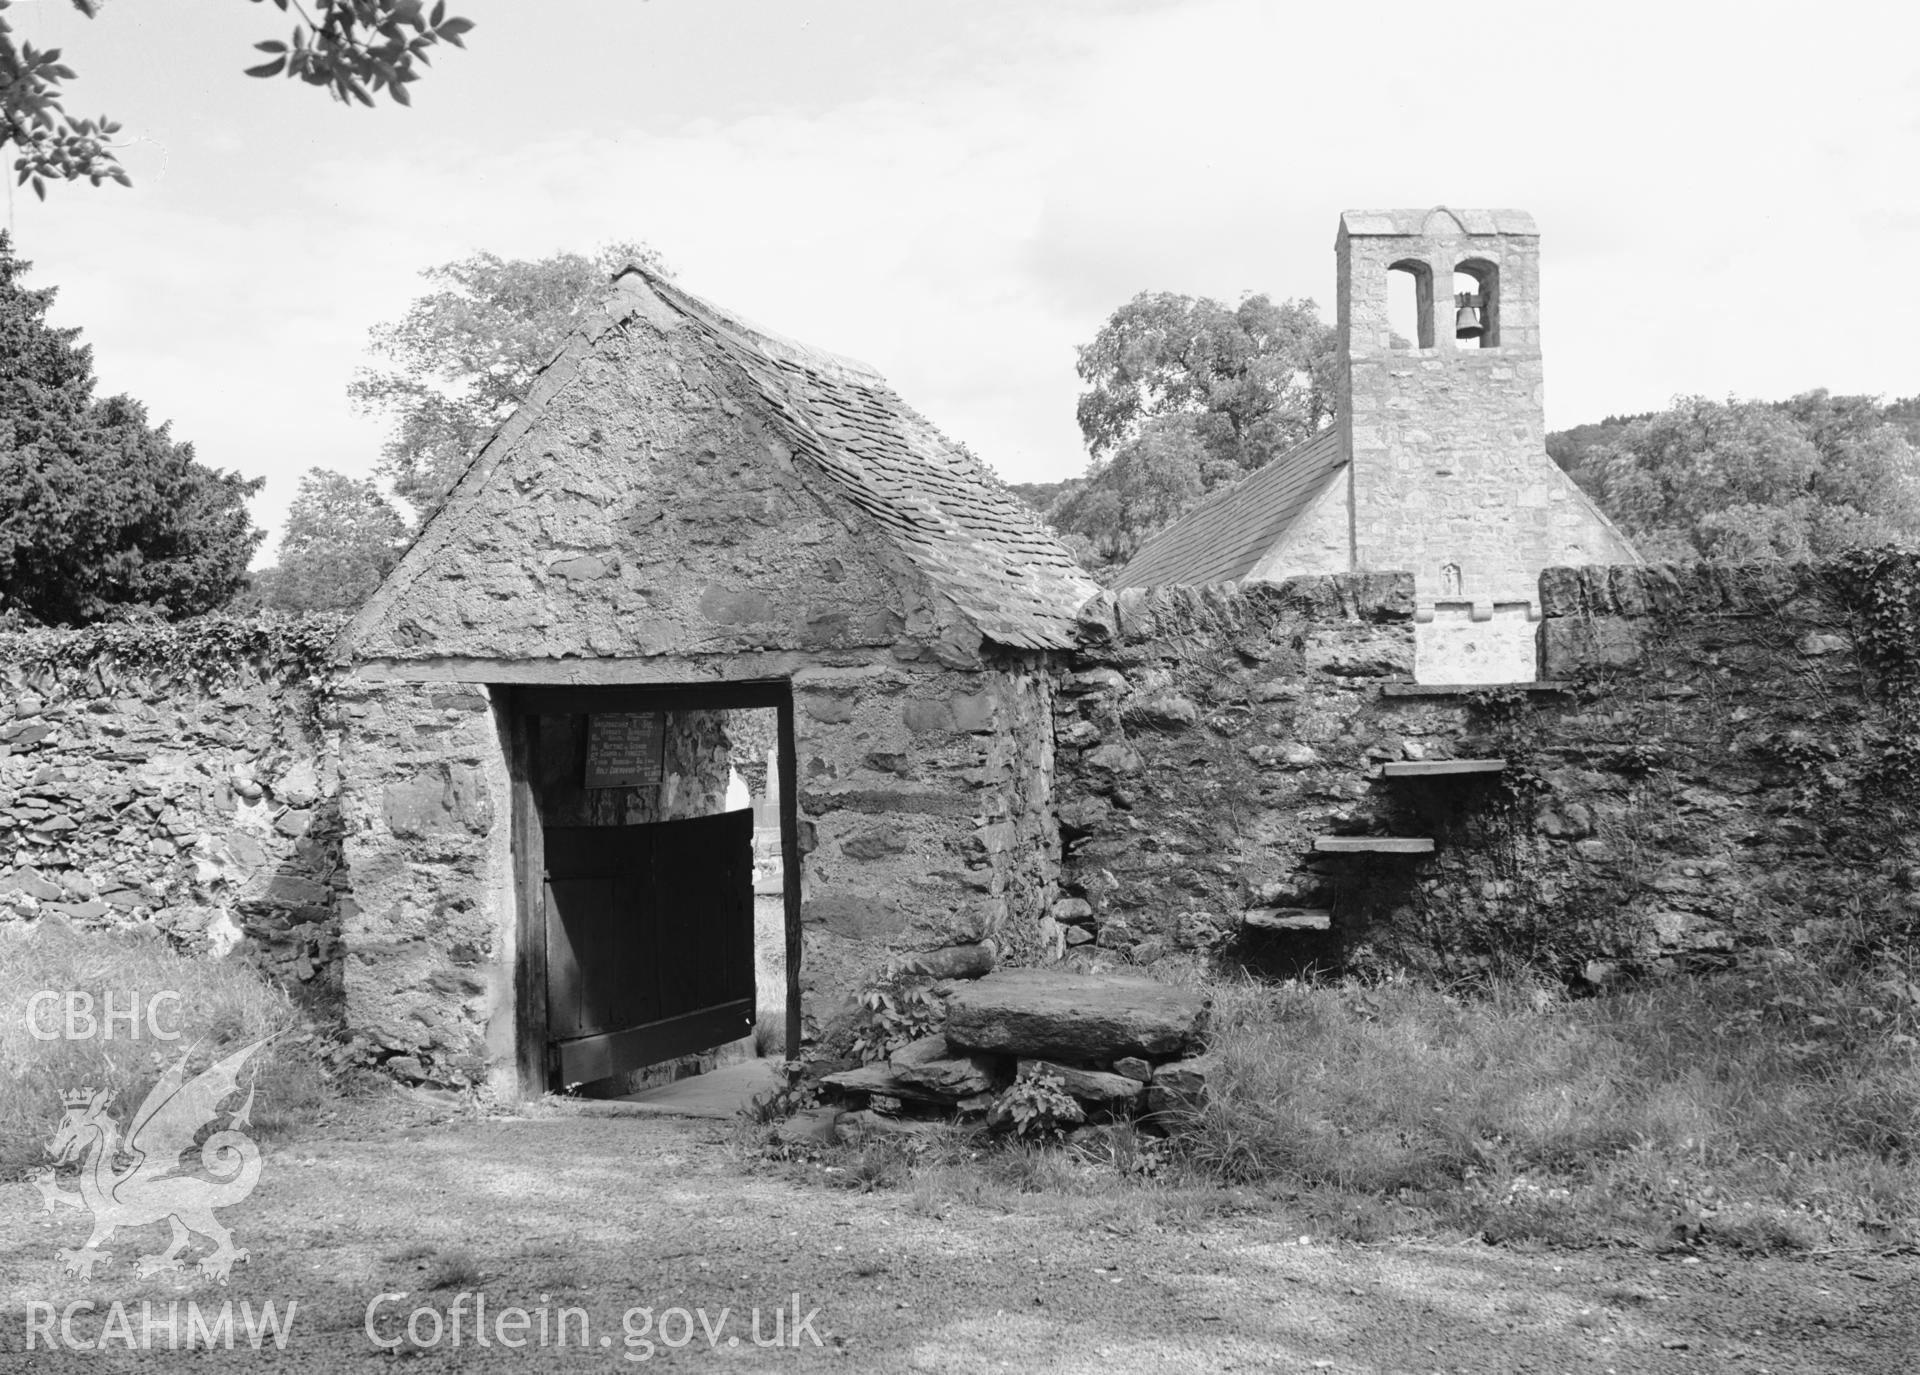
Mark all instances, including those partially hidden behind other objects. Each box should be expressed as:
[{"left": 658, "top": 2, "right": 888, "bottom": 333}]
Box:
[
  {"left": 0, "top": 236, "right": 262, "bottom": 625},
  {"left": 1050, "top": 291, "right": 1335, "bottom": 570},
  {"left": 349, "top": 242, "right": 667, "bottom": 519},
  {"left": 1571, "top": 392, "right": 1920, "bottom": 562},
  {"left": 249, "top": 467, "right": 406, "bottom": 613},
  {"left": 1, "top": 0, "right": 474, "bottom": 198}
]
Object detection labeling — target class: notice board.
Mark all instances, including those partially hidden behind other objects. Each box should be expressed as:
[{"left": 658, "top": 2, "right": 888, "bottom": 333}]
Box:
[{"left": 584, "top": 712, "right": 665, "bottom": 789}]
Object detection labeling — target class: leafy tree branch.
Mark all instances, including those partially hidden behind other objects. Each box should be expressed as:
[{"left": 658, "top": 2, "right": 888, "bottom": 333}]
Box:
[{"left": 0, "top": 0, "right": 473, "bottom": 198}]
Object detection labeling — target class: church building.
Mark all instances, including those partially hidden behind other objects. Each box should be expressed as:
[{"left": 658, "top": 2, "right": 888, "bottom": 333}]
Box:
[{"left": 1117, "top": 207, "right": 1639, "bottom": 682}]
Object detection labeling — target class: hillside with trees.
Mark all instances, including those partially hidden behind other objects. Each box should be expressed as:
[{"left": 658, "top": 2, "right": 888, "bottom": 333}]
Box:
[{"left": 1547, "top": 392, "right": 1920, "bottom": 562}]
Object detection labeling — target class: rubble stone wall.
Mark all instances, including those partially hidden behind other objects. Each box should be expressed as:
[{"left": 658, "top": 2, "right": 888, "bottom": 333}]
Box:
[
  {"left": 0, "top": 619, "right": 349, "bottom": 1009},
  {"left": 332, "top": 676, "right": 505, "bottom": 1086},
  {"left": 792, "top": 650, "right": 1056, "bottom": 1015},
  {"left": 1053, "top": 563, "right": 1920, "bottom": 981}
]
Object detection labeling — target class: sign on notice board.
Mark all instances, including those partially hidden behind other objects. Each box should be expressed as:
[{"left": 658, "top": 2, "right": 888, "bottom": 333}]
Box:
[{"left": 584, "top": 712, "right": 665, "bottom": 788}]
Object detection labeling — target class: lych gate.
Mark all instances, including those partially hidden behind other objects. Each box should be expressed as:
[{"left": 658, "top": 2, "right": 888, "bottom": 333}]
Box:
[{"left": 335, "top": 266, "right": 1093, "bottom": 1097}]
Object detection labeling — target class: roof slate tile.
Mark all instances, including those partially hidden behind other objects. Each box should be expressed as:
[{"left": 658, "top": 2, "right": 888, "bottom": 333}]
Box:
[
  {"left": 1115, "top": 428, "right": 1348, "bottom": 588},
  {"left": 639, "top": 272, "right": 1099, "bottom": 649}
]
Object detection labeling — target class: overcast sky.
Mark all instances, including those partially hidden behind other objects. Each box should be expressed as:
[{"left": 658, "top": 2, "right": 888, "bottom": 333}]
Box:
[{"left": 14, "top": 0, "right": 1920, "bottom": 561}]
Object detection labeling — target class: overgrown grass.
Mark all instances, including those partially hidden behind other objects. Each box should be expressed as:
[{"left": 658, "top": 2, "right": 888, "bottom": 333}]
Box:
[
  {"left": 1178, "top": 951, "right": 1920, "bottom": 1250},
  {"left": 744, "top": 946, "right": 1920, "bottom": 1254},
  {"left": 0, "top": 922, "right": 335, "bottom": 1176}
]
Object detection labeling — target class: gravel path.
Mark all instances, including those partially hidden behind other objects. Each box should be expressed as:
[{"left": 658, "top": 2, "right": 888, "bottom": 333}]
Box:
[{"left": 2, "top": 1106, "right": 1913, "bottom": 1371}]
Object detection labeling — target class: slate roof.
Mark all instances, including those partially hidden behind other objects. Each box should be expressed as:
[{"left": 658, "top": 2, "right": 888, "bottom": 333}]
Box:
[
  {"left": 631, "top": 268, "right": 1100, "bottom": 651},
  {"left": 1114, "top": 427, "right": 1347, "bottom": 588}
]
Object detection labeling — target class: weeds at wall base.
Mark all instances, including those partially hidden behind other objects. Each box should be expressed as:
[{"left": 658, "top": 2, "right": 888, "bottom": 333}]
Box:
[{"left": 738, "top": 957, "right": 1920, "bottom": 1259}]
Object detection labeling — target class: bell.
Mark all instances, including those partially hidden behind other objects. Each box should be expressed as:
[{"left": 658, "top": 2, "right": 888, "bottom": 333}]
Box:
[{"left": 1454, "top": 291, "right": 1484, "bottom": 340}]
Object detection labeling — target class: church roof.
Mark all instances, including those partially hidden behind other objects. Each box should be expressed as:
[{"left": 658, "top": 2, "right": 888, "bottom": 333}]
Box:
[
  {"left": 636, "top": 270, "right": 1099, "bottom": 650},
  {"left": 1114, "top": 428, "right": 1347, "bottom": 588}
]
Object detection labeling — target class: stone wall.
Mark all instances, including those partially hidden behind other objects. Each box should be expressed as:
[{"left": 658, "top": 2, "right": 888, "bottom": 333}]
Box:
[
  {"left": 333, "top": 677, "right": 506, "bottom": 1086},
  {"left": 1504, "top": 560, "right": 1920, "bottom": 977},
  {"left": 1052, "top": 575, "right": 1416, "bottom": 967},
  {"left": 0, "top": 619, "right": 347, "bottom": 1007},
  {"left": 1053, "top": 563, "right": 1920, "bottom": 982},
  {"left": 794, "top": 651, "right": 1055, "bottom": 1013},
  {"left": 21, "top": 557, "right": 1907, "bottom": 1091}
]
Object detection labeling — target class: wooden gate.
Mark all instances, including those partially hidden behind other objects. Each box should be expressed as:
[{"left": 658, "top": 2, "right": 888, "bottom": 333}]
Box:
[{"left": 543, "top": 809, "right": 755, "bottom": 1086}]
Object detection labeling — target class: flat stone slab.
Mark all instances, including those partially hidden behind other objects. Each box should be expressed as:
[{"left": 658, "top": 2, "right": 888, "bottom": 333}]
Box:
[
  {"left": 889, "top": 1034, "right": 1000, "bottom": 1097},
  {"left": 942, "top": 969, "right": 1207, "bottom": 1061},
  {"left": 1017, "top": 1059, "right": 1144, "bottom": 1106},
  {"left": 1380, "top": 682, "right": 1572, "bottom": 697},
  {"left": 818, "top": 1062, "right": 957, "bottom": 1105},
  {"left": 612, "top": 1059, "right": 780, "bottom": 1120},
  {"left": 1243, "top": 907, "right": 1331, "bottom": 931},
  {"left": 1378, "top": 759, "right": 1506, "bottom": 777},
  {"left": 1313, "top": 836, "right": 1434, "bottom": 854}
]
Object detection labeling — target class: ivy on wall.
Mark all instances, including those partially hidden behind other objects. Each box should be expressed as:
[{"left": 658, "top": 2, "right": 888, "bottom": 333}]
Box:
[
  {"left": 1836, "top": 548, "right": 1920, "bottom": 797},
  {"left": 0, "top": 612, "right": 348, "bottom": 696}
]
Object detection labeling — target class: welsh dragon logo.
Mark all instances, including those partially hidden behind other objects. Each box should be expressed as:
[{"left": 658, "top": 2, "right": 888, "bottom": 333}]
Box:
[{"left": 32, "top": 1038, "right": 272, "bottom": 1283}]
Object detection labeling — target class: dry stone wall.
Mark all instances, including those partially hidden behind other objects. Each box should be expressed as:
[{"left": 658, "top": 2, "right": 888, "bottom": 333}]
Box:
[
  {"left": 1052, "top": 575, "right": 1416, "bottom": 967},
  {"left": 1054, "top": 562, "right": 1920, "bottom": 981},
  {"left": 0, "top": 618, "right": 348, "bottom": 1008}
]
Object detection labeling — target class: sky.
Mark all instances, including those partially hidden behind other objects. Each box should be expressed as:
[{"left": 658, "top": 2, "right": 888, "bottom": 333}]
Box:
[{"left": 13, "top": 0, "right": 1920, "bottom": 562}]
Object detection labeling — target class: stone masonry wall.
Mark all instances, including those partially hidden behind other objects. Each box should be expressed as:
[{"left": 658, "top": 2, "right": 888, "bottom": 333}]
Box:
[
  {"left": 795, "top": 651, "right": 1056, "bottom": 1017},
  {"left": 1, "top": 619, "right": 348, "bottom": 1008},
  {"left": 1051, "top": 575, "right": 1416, "bottom": 968},
  {"left": 332, "top": 676, "right": 506, "bottom": 1087},
  {"left": 1054, "top": 563, "right": 1920, "bottom": 982}
]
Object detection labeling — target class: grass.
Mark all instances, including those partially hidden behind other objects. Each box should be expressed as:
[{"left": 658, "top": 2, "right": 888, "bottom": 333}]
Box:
[
  {"left": 0, "top": 921, "right": 335, "bottom": 1177},
  {"left": 1178, "top": 948, "right": 1920, "bottom": 1250},
  {"left": 743, "top": 943, "right": 1920, "bottom": 1255}
]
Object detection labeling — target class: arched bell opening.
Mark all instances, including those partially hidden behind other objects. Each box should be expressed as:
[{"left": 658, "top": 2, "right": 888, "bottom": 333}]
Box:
[
  {"left": 1452, "top": 259, "right": 1499, "bottom": 348},
  {"left": 1387, "top": 259, "right": 1434, "bottom": 350}
]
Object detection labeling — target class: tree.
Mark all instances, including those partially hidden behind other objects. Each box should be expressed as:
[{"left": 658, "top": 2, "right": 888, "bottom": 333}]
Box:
[
  {"left": 250, "top": 467, "right": 407, "bottom": 612},
  {"left": 1052, "top": 291, "right": 1336, "bottom": 569},
  {"left": 1574, "top": 393, "right": 1920, "bottom": 562},
  {"left": 2, "top": 0, "right": 474, "bottom": 198},
  {"left": 350, "top": 242, "right": 668, "bottom": 519},
  {"left": 0, "top": 236, "right": 262, "bottom": 624}
]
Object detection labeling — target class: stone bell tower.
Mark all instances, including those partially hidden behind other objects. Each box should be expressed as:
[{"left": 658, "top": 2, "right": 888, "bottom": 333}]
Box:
[{"left": 1336, "top": 207, "right": 1636, "bottom": 620}]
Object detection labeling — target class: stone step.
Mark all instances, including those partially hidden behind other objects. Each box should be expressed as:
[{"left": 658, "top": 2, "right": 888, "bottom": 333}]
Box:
[
  {"left": 1242, "top": 907, "right": 1332, "bottom": 932},
  {"left": 1380, "top": 681, "right": 1573, "bottom": 697},
  {"left": 1378, "top": 758, "right": 1506, "bottom": 778},
  {"left": 1312, "top": 836, "right": 1434, "bottom": 854},
  {"left": 943, "top": 969, "right": 1207, "bottom": 1061}
]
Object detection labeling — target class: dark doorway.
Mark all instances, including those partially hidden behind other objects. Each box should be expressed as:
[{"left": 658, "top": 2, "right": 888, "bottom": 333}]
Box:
[{"left": 506, "top": 681, "right": 801, "bottom": 1097}]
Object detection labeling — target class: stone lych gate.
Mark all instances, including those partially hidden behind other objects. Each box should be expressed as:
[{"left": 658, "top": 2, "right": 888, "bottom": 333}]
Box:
[{"left": 336, "top": 266, "right": 1096, "bottom": 1096}]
